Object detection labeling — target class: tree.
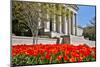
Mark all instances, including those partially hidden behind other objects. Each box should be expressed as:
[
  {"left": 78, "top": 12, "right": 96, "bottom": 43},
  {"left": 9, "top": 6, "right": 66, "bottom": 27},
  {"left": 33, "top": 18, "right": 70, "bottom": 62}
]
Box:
[
  {"left": 83, "top": 17, "right": 96, "bottom": 40},
  {"left": 12, "top": 1, "right": 49, "bottom": 44},
  {"left": 89, "top": 17, "right": 96, "bottom": 27}
]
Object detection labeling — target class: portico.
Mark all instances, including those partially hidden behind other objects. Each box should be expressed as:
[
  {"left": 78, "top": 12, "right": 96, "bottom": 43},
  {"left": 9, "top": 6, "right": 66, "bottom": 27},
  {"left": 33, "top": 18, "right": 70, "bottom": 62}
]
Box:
[{"left": 39, "top": 4, "right": 79, "bottom": 37}]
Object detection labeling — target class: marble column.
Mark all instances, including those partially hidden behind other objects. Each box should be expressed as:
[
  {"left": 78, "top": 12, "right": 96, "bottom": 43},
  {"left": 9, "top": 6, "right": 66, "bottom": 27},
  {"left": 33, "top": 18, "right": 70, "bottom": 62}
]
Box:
[
  {"left": 53, "top": 15, "right": 56, "bottom": 32},
  {"left": 56, "top": 13, "right": 62, "bottom": 33},
  {"left": 50, "top": 4, "right": 56, "bottom": 32},
  {"left": 75, "top": 13, "right": 77, "bottom": 36},
  {"left": 71, "top": 12, "right": 74, "bottom": 35},
  {"left": 51, "top": 15, "right": 56, "bottom": 32},
  {"left": 49, "top": 15, "right": 53, "bottom": 32},
  {"left": 72, "top": 12, "right": 76, "bottom": 35},
  {"left": 62, "top": 15, "right": 65, "bottom": 34},
  {"left": 68, "top": 10, "right": 71, "bottom": 35},
  {"left": 56, "top": 15, "right": 59, "bottom": 33},
  {"left": 66, "top": 9, "right": 69, "bottom": 35},
  {"left": 65, "top": 14, "right": 68, "bottom": 35},
  {"left": 61, "top": 7, "right": 66, "bottom": 34},
  {"left": 59, "top": 15, "right": 62, "bottom": 33}
]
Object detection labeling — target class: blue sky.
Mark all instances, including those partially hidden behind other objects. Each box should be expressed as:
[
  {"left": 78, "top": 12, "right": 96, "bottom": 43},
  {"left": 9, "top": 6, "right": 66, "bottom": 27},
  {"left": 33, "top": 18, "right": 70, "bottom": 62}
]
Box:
[{"left": 77, "top": 5, "right": 96, "bottom": 27}]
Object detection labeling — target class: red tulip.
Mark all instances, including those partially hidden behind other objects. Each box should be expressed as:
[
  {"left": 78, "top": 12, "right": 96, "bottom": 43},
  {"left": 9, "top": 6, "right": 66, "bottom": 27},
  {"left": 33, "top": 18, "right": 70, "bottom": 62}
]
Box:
[
  {"left": 45, "top": 53, "right": 51, "bottom": 60},
  {"left": 64, "top": 55, "right": 69, "bottom": 61},
  {"left": 57, "top": 55, "right": 62, "bottom": 61},
  {"left": 69, "top": 57, "right": 76, "bottom": 62}
]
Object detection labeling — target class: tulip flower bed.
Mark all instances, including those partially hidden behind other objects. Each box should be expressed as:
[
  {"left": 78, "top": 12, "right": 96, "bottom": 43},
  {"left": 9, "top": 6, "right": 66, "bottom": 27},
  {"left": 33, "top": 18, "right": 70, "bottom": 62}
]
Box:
[{"left": 12, "top": 44, "right": 96, "bottom": 66}]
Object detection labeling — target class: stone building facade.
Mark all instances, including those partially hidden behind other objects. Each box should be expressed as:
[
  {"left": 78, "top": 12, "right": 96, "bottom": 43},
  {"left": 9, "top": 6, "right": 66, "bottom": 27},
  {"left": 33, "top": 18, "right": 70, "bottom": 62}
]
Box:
[{"left": 38, "top": 4, "right": 83, "bottom": 37}]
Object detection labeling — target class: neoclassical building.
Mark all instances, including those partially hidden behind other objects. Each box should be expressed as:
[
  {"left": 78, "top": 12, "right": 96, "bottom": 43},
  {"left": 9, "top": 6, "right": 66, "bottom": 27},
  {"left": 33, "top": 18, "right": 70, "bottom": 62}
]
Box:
[
  {"left": 12, "top": 1, "right": 83, "bottom": 37},
  {"left": 38, "top": 4, "right": 83, "bottom": 37}
]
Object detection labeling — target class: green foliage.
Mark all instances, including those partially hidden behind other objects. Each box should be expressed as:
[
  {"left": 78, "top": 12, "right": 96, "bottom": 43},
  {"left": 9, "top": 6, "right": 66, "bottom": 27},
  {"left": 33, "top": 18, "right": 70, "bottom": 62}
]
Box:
[
  {"left": 83, "top": 56, "right": 96, "bottom": 62},
  {"left": 83, "top": 33, "right": 96, "bottom": 41},
  {"left": 12, "top": 53, "right": 96, "bottom": 66},
  {"left": 83, "top": 16, "right": 96, "bottom": 41}
]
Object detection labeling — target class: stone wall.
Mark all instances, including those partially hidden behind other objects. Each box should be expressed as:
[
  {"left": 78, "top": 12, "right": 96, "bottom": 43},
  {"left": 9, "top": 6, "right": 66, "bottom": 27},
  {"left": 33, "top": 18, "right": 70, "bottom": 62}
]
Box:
[
  {"left": 12, "top": 36, "right": 57, "bottom": 45},
  {"left": 70, "top": 35, "right": 95, "bottom": 47},
  {"left": 12, "top": 36, "right": 96, "bottom": 47}
]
